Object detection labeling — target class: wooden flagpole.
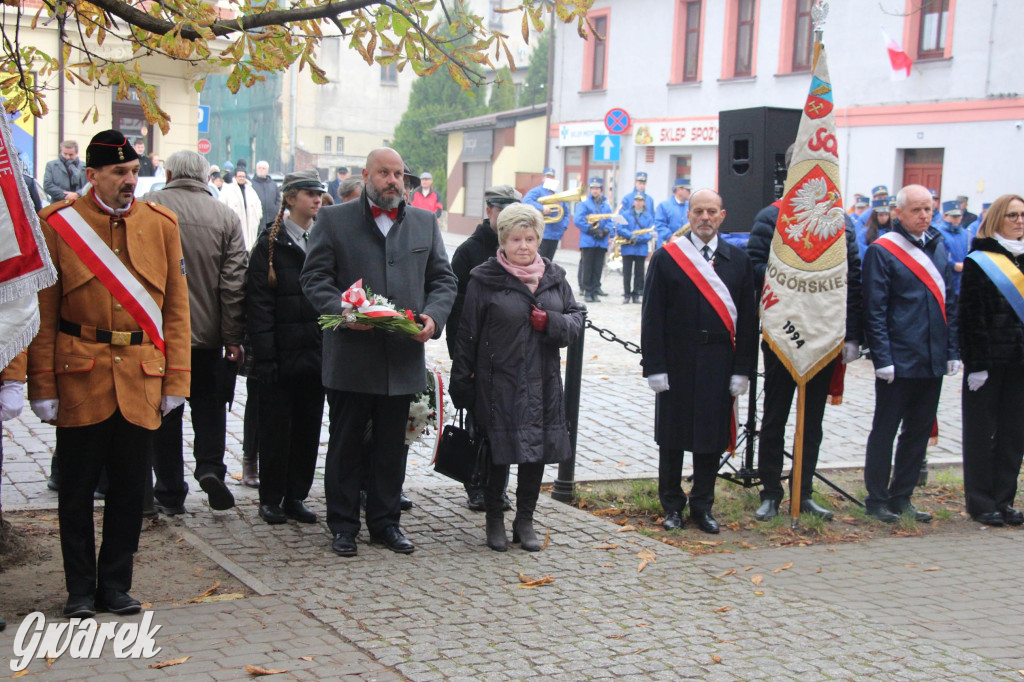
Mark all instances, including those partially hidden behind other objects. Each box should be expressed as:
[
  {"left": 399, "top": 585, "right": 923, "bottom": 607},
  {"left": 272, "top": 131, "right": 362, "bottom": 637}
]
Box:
[{"left": 790, "top": 383, "right": 807, "bottom": 528}]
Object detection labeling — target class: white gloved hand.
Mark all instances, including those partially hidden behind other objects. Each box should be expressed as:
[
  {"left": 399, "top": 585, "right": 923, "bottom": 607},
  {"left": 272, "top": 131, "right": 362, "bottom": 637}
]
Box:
[
  {"left": 875, "top": 365, "right": 895, "bottom": 384},
  {"left": 946, "top": 360, "right": 962, "bottom": 376},
  {"left": 161, "top": 395, "right": 187, "bottom": 416},
  {"left": 0, "top": 381, "right": 26, "bottom": 421},
  {"left": 842, "top": 341, "right": 860, "bottom": 365},
  {"left": 30, "top": 398, "right": 59, "bottom": 422},
  {"left": 647, "top": 373, "right": 670, "bottom": 393},
  {"left": 729, "top": 375, "right": 749, "bottom": 397},
  {"left": 967, "top": 370, "right": 988, "bottom": 391}
]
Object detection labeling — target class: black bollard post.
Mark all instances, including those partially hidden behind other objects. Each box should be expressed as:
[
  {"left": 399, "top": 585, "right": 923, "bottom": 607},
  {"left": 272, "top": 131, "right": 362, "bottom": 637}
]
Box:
[{"left": 552, "top": 306, "right": 587, "bottom": 503}]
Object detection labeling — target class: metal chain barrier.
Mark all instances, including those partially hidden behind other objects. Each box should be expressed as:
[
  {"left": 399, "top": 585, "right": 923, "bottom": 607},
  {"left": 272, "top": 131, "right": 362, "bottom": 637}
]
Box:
[{"left": 584, "top": 319, "right": 642, "bottom": 355}]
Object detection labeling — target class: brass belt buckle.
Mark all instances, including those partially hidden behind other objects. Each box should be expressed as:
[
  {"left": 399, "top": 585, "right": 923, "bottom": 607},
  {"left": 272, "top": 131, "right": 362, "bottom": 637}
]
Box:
[{"left": 110, "top": 330, "right": 132, "bottom": 346}]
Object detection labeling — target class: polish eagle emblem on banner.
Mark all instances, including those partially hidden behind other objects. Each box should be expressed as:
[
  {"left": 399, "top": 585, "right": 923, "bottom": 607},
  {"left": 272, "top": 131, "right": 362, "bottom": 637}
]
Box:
[{"left": 780, "top": 168, "right": 845, "bottom": 262}]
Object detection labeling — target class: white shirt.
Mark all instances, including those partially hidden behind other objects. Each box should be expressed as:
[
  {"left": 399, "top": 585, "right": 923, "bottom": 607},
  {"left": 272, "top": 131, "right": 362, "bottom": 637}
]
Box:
[
  {"left": 690, "top": 232, "right": 719, "bottom": 260},
  {"left": 92, "top": 191, "right": 134, "bottom": 217},
  {"left": 367, "top": 197, "right": 397, "bottom": 237}
]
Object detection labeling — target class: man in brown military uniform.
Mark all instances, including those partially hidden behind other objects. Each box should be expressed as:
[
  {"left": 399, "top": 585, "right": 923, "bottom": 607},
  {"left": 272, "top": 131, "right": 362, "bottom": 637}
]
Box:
[{"left": 28, "top": 130, "right": 191, "bottom": 618}]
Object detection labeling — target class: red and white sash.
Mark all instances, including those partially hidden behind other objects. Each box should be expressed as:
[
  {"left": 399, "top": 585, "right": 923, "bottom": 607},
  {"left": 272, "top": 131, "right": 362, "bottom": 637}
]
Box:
[
  {"left": 664, "top": 237, "right": 737, "bottom": 344},
  {"left": 47, "top": 206, "right": 166, "bottom": 352},
  {"left": 874, "top": 232, "right": 946, "bottom": 322}
]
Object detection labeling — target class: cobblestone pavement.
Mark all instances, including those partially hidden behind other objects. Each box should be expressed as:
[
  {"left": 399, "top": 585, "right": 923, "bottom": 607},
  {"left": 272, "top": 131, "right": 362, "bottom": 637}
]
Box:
[{"left": 2, "top": 232, "right": 1013, "bottom": 680}]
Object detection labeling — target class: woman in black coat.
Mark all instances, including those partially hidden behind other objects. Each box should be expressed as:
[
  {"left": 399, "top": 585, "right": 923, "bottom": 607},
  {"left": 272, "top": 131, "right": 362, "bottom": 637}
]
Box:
[
  {"left": 246, "top": 170, "right": 326, "bottom": 525},
  {"left": 959, "top": 193, "right": 1024, "bottom": 527},
  {"left": 450, "top": 203, "right": 583, "bottom": 552}
]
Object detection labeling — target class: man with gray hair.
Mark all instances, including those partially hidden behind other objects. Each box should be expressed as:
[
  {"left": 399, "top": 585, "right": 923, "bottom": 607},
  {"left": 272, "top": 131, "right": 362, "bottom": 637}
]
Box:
[
  {"left": 252, "top": 160, "right": 281, "bottom": 230},
  {"left": 144, "top": 150, "right": 249, "bottom": 514}
]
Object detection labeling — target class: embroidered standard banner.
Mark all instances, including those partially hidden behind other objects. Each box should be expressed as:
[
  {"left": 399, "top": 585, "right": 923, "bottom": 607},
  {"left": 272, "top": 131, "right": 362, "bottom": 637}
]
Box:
[
  {"left": 0, "top": 112, "right": 56, "bottom": 368},
  {"left": 967, "top": 250, "right": 1024, "bottom": 325},
  {"left": 875, "top": 231, "right": 947, "bottom": 322},
  {"left": 760, "top": 44, "right": 847, "bottom": 384},
  {"left": 663, "top": 238, "right": 737, "bottom": 342},
  {"left": 47, "top": 206, "right": 166, "bottom": 352}
]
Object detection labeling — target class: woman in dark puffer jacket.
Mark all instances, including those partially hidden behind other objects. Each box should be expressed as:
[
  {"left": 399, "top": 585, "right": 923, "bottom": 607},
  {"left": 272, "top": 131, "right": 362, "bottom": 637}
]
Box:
[
  {"left": 450, "top": 203, "right": 583, "bottom": 552},
  {"left": 959, "top": 193, "right": 1024, "bottom": 527},
  {"left": 246, "top": 170, "right": 326, "bottom": 526}
]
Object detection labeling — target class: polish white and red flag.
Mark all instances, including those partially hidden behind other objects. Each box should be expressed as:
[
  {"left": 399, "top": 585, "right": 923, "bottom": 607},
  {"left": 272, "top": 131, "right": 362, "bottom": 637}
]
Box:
[{"left": 882, "top": 28, "right": 913, "bottom": 81}]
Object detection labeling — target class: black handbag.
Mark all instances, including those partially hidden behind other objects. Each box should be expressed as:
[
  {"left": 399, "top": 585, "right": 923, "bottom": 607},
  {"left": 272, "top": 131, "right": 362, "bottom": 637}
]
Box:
[{"left": 434, "top": 410, "right": 489, "bottom": 486}]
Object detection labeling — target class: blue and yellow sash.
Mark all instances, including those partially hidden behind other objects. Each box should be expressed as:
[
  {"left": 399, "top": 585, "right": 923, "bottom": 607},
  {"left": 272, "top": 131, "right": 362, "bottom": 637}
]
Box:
[{"left": 967, "top": 250, "right": 1024, "bottom": 325}]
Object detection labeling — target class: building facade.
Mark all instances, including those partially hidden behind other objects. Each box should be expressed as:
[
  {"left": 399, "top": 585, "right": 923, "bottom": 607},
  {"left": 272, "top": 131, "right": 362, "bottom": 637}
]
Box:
[{"left": 548, "top": 0, "right": 1024, "bottom": 228}]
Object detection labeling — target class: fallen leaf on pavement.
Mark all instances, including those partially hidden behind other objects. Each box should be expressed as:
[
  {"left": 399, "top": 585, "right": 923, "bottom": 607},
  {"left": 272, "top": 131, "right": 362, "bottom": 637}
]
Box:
[
  {"left": 615, "top": 462, "right": 627, "bottom": 467},
  {"left": 637, "top": 560, "right": 650, "bottom": 573},
  {"left": 594, "top": 544, "right": 620, "bottom": 550},
  {"left": 712, "top": 606, "right": 732, "bottom": 613},
  {"left": 773, "top": 561, "right": 794, "bottom": 573},
  {"left": 149, "top": 656, "right": 190, "bottom": 669},
  {"left": 245, "top": 664, "right": 288, "bottom": 676},
  {"left": 637, "top": 548, "right": 656, "bottom": 562},
  {"left": 751, "top": 574, "right": 764, "bottom": 586},
  {"left": 518, "top": 571, "right": 555, "bottom": 588},
  {"left": 192, "top": 593, "right": 245, "bottom": 604},
  {"left": 12, "top": 671, "right": 29, "bottom": 678},
  {"left": 753, "top": 590, "right": 764, "bottom": 595},
  {"left": 230, "top": 472, "right": 243, "bottom": 481},
  {"left": 816, "top": 567, "right": 822, "bottom": 574},
  {"left": 140, "top": 602, "right": 153, "bottom": 609},
  {"left": 904, "top": 564, "right": 917, "bottom": 568},
  {"left": 697, "top": 540, "right": 723, "bottom": 546},
  {"left": 923, "top": 566, "right": 941, "bottom": 572},
  {"left": 542, "top": 529, "right": 551, "bottom": 550},
  {"left": 716, "top": 569, "right": 736, "bottom": 578},
  {"left": 744, "top": 566, "right": 755, "bottom": 571},
  {"left": 187, "top": 582, "right": 222, "bottom": 603},
  {"left": 299, "top": 657, "right": 313, "bottom": 662},
  {"left": 617, "top": 525, "right": 637, "bottom": 533},
  {"left": 711, "top": 654, "right": 723, "bottom": 664}
]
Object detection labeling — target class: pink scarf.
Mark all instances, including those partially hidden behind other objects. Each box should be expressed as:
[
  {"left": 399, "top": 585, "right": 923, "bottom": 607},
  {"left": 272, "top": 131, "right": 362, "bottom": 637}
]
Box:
[{"left": 497, "top": 248, "right": 545, "bottom": 293}]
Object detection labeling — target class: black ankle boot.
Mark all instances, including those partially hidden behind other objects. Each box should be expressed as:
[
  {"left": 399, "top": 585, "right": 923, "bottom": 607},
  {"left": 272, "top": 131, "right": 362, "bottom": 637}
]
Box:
[
  {"left": 486, "top": 515, "right": 508, "bottom": 551},
  {"left": 512, "top": 514, "right": 541, "bottom": 551}
]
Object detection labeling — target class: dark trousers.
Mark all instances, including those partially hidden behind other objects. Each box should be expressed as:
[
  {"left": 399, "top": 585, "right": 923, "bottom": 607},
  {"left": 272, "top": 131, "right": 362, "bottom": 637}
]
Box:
[
  {"left": 864, "top": 377, "right": 942, "bottom": 509},
  {"left": 243, "top": 375, "right": 259, "bottom": 460},
  {"left": 658, "top": 447, "right": 719, "bottom": 513},
  {"left": 757, "top": 346, "right": 835, "bottom": 502},
  {"left": 962, "top": 365, "right": 1024, "bottom": 515},
  {"left": 258, "top": 378, "right": 325, "bottom": 506},
  {"left": 621, "top": 255, "right": 645, "bottom": 297},
  {"left": 581, "top": 247, "right": 606, "bottom": 294},
  {"left": 485, "top": 461, "right": 543, "bottom": 516},
  {"left": 153, "top": 348, "right": 229, "bottom": 506},
  {"left": 538, "top": 239, "right": 559, "bottom": 262},
  {"left": 57, "top": 410, "right": 151, "bottom": 596},
  {"left": 325, "top": 390, "right": 412, "bottom": 535}
]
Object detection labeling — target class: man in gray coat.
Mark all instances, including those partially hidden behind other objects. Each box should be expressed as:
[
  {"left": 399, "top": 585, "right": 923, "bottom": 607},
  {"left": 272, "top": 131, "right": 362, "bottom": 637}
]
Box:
[
  {"left": 42, "top": 140, "right": 87, "bottom": 204},
  {"left": 301, "top": 147, "right": 456, "bottom": 557},
  {"left": 144, "top": 150, "right": 248, "bottom": 515}
]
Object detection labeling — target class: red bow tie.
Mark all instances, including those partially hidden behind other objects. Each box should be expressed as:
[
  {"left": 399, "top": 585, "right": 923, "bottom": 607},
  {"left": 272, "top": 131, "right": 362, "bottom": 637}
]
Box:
[{"left": 371, "top": 205, "right": 399, "bottom": 220}]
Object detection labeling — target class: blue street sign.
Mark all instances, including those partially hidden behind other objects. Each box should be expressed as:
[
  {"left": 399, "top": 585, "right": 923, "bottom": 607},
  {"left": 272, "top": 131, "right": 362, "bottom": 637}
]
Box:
[
  {"left": 604, "top": 108, "right": 631, "bottom": 134},
  {"left": 197, "top": 105, "right": 210, "bottom": 134},
  {"left": 593, "top": 134, "right": 621, "bottom": 163}
]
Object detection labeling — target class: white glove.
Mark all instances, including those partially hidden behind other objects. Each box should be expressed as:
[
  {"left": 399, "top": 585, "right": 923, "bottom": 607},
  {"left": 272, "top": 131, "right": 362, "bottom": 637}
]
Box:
[
  {"left": 647, "top": 373, "right": 670, "bottom": 393},
  {"left": 0, "top": 381, "right": 25, "bottom": 421},
  {"left": 842, "top": 341, "right": 860, "bottom": 365},
  {"left": 729, "top": 375, "right": 749, "bottom": 397},
  {"left": 875, "top": 365, "right": 895, "bottom": 384},
  {"left": 161, "top": 395, "right": 186, "bottom": 416},
  {"left": 946, "top": 360, "right": 961, "bottom": 376},
  {"left": 30, "top": 398, "right": 59, "bottom": 422},
  {"left": 967, "top": 370, "right": 988, "bottom": 391}
]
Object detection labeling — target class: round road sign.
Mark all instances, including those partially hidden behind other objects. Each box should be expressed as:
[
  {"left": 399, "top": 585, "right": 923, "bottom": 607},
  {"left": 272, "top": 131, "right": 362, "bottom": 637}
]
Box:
[
  {"left": 604, "top": 108, "right": 631, "bottom": 134},
  {"left": 197, "top": 139, "right": 211, "bottom": 154}
]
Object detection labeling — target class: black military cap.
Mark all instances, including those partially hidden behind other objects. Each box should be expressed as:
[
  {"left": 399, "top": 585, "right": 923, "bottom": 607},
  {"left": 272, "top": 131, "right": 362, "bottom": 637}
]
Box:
[{"left": 86, "top": 130, "right": 140, "bottom": 168}]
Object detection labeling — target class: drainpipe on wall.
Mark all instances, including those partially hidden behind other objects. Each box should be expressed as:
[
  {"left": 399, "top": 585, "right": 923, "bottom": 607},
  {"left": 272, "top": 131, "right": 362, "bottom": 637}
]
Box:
[{"left": 542, "top": 6, "right": 556, "bottom": 171}]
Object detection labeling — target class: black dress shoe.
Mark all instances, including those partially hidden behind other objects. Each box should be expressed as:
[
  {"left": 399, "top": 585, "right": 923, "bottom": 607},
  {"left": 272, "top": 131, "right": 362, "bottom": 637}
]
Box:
[
  {"left": 199, "top": 474, "right": 235, "bottom": 510},
  {"left": 584, "top": 293, "right": 598, "bottom": 303},
  {"left": 331, "top": 532, "right": 358, "bottom": 557},
  {"left": 663, "top": 510, "right": 684, "bottom": 531},
  {"left": 1001, "top": 507, "right": 1024, "bottom": 526},
  {"left": 63, "top": 594, "right": 96, "bottom": 619},
  {"left": 623, "top": 295, "right": 631, "bottom": 304},
  {"left": 890, "top": 503, "right": 931, "bottom": 523},
  {"left": 754, "top": 499, "right": 779, "bottom": 521},
  {"left": 866, "top": 506, "right": 899, "bottom": 524},
  {"left": 155, "top": 502, "right": 187, "bottom": 516},
  {"left": 46, "top": 475, "right": 59, "bottom": 492},
  {"left": 96, "top": 591, "right": 141, "bottom": 615},
  {"left": 370, "top": 525, "right": 415, "bottom": 554},
  {"left": 973, "top": 511, "right": 1005, "bottom": 526},
  {"left": 690, "top": 509, "right": 720, "bottom": 534},
  {"left": 466, "top": 489, "right": 486, "bottom": 512},
  {"left": 282, "top": 499, "right": 317, "bottom": 523},
  {"left": 258, "top": 503, "right": 287, "bottom": 525},
  {"left": 400, "top": 491, "right": 414, "bottom": 511},
  {"left": 631, "top": 294, "right": 641, "bottom": 304},
  {"left": 799, "top": 498, "right": 834, "bottom": 521},
  {"left": 595, "top": 288, "right": 608, "bottom": 296}
]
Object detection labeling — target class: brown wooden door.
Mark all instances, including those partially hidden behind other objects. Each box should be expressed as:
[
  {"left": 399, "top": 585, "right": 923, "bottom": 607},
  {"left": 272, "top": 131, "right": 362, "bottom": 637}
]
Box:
[{"left": 902, "top": 148, "right": 944, "bottom": 194}]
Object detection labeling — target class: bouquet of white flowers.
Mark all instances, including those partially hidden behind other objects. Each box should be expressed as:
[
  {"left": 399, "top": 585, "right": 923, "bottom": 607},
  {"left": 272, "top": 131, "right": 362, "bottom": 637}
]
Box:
[
  {"left": 406, "top": 366, "right": 445, "bottom": 458},
  {"left": 319, "top": 279, "right": 422, "bottom": 335}
]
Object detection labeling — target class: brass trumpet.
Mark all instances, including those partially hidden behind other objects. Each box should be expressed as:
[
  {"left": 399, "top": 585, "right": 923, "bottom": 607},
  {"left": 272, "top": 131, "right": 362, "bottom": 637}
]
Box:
[
  {"left": 610, "top": 226, "right": 656, "bottom": 262},
  {"left": 536, "top": 185, "right": 586, "bottom": 224},
  {"left": 586, "top": 203, "right": 625, "bottom": 225}
]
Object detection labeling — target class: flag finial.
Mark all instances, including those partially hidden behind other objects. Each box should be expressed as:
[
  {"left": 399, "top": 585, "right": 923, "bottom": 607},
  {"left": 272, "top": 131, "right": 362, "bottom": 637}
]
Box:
[{"left": 812, "top": 1, "right": 829, "bottom": 40}]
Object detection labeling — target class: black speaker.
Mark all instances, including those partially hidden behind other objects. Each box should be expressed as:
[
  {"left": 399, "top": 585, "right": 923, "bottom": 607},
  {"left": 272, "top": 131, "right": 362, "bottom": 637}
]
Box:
[{"left": 717, "top": 107, "right": 801, "bottom": 234}]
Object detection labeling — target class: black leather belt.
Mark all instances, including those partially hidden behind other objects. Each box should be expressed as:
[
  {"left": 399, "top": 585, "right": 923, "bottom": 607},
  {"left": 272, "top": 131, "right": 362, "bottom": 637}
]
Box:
[
  {"left": 695, "top": 330, "right": 732, "bottom": 345},
  {"left": 59, "top": 318, "right": 145, "bottom": 346}
]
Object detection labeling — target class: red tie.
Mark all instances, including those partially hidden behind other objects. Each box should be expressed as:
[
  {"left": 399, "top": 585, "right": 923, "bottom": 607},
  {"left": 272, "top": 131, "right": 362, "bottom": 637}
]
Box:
[{"left": 371, "top": 205, "right": 399, "bottom": 220}]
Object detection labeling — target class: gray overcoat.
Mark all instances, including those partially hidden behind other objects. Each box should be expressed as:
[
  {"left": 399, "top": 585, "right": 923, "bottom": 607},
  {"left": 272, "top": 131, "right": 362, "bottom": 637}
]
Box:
[{"left": 300, "top": 192, "right": 456, "bottom": 396}]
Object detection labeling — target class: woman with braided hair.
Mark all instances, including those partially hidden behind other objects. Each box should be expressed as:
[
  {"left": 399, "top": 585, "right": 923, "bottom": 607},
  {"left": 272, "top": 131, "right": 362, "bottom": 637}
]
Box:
[{"left": 245, "top": 169, "right": 327, "bottom": 525}]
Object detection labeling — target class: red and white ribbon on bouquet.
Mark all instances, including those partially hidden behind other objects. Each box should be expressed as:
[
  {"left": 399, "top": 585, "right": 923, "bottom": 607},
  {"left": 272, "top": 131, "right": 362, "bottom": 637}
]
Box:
[
  {"left": 429, "top": 365, "right": 445, "bottom": 464},
  {"left": 341, "top": 278, "right": 415, "bottom": 322}
]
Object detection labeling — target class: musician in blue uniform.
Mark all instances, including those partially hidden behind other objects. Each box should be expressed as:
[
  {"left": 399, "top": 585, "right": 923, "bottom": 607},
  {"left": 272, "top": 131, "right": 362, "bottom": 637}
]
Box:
[
  {"left": 524, "top": 167, "right": 569, "bottom": 261},
  {"left": 620, "top": 171, "right": 654, "bottom": 219},
  {"left": 654, "top": 179, "right": 690, "bottom": 248},
  {"left": 573, "top": 178, "right": 614, "bottom": 303},
  {"left": 617, "top": 194, "right": 655, "bottom": 304},
  {"left": 937, "top": 199, "right": 969, "bottom": 297}
]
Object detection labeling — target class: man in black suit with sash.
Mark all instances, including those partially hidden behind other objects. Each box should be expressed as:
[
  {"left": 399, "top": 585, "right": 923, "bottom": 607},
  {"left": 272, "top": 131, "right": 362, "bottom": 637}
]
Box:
[
  {"left": 641, "top": 189, "right": 758, "bottom": 534},
  {"left": 301, "top": 148, "right": 456, "bottom": 557}
]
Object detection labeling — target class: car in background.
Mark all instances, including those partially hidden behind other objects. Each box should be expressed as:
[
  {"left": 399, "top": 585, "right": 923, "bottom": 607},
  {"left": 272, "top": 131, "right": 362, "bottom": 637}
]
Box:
[{"left": 134, "top": 176, "right": 166, "bottom": 196}]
